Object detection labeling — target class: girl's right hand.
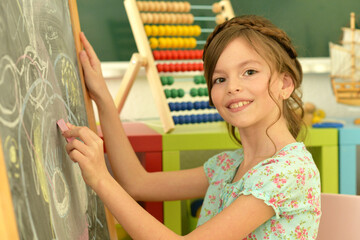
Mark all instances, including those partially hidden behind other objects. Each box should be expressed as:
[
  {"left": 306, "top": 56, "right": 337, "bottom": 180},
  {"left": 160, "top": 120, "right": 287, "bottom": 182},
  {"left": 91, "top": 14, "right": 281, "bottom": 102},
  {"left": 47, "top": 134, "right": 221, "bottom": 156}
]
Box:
[
  {"left": 79, "top": 32, "right": 111, "bottom": 104},
  {"left": 63, "top": 123, "right": 111, "bottom": 190}
]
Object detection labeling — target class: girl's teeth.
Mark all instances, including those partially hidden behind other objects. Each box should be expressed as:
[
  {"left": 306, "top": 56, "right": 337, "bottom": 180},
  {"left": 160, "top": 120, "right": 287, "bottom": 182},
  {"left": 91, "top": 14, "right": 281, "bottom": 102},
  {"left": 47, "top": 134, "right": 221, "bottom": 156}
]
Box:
[{"left": 229, "top": 101, "right": 249, "bottom": 109}]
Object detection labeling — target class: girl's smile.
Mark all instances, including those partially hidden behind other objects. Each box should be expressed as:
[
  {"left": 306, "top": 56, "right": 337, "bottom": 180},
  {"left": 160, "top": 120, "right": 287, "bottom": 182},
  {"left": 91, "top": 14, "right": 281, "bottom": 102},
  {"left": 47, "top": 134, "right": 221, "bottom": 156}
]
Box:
[{"left": 226, "top": 99, "right": 252, "bottom": 112}]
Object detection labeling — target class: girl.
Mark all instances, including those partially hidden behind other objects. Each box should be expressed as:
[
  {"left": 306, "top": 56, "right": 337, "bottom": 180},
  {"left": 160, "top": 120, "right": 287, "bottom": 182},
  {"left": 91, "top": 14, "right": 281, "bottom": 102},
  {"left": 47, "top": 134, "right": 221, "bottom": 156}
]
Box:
[{"left": 63, "top": 15, "right": 321, "bottom": 239}]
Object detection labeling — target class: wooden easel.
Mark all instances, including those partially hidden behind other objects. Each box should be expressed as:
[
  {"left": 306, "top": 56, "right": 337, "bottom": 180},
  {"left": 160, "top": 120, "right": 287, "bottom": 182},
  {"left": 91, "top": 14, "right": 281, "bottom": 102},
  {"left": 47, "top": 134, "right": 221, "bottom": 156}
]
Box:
[{"left": 116, "top": 0, "right": 235, "bottom": 133}]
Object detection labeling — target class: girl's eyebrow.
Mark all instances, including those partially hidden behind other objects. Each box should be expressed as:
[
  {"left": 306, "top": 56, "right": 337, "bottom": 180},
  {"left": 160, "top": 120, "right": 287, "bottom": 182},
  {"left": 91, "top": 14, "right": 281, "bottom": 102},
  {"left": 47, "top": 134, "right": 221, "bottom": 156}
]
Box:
[{"left": 213, "top": 59, "right": 262, "bottom": 75}]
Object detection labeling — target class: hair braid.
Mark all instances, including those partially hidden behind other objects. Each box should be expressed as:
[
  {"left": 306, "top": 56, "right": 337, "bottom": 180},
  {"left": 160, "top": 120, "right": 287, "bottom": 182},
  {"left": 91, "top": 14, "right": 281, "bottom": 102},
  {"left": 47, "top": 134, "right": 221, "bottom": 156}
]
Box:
[{"left": 204, "top": 15, "right": 298, "bottom": 62}]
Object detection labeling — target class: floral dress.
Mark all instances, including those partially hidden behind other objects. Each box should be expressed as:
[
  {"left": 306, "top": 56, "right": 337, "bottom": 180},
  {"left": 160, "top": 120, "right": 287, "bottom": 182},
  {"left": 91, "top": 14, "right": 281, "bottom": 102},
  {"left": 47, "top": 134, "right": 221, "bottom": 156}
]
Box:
[{"left": 197, "top": 142, "right": 321, "bottom": 239}]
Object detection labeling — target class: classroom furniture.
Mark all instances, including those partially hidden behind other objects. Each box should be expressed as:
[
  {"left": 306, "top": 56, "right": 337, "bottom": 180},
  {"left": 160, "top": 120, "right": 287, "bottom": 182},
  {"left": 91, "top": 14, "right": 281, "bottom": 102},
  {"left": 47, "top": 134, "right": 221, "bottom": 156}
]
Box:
[
  {"left": 151, "top": 122, "right": 338, "bottom": 235},
  {"left": 98, "top": 122, "right": 164, "bottom": 223},
  {"left": 338, "top": 118, "right": 360, "bottom": 195},
  {"left": 317, "top": 193, "right": 360, "bottom": 240}
]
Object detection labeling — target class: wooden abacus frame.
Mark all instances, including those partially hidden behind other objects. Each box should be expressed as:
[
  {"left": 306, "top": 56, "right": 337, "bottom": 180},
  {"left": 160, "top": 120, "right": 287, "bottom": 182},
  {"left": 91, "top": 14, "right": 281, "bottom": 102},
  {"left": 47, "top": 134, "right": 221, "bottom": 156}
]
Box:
[{"left": 117, "top": 0, "right": 235, "bottom": 133}]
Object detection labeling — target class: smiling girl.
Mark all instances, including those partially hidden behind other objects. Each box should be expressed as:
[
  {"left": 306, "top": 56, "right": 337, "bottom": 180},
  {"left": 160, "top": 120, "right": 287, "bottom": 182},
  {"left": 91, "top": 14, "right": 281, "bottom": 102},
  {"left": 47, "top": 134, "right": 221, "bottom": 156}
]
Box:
[{"left": 63, "top": 15, "right": 321, "bottom": 239}]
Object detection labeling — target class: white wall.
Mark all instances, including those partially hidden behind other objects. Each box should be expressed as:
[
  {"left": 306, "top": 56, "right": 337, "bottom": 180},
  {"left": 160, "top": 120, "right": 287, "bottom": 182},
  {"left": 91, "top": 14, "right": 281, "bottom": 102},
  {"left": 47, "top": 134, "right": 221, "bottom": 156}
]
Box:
[{"left": 96, "top": 58, "right": 360, "bottom": 123}]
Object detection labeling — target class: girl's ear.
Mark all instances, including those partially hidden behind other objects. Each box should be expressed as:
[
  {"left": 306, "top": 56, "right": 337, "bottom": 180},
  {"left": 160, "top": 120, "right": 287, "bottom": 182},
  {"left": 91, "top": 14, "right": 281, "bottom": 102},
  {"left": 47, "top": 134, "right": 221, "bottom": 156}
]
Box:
[{"left": 281, "top": 73, "right": 294, "bottom": 99}]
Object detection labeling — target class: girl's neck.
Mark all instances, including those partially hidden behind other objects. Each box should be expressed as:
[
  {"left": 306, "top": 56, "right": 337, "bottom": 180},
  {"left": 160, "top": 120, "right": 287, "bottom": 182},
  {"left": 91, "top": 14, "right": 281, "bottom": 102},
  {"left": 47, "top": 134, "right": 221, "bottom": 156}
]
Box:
[{"left": 238, "top": 118, "right": 296, "bottom": 166}]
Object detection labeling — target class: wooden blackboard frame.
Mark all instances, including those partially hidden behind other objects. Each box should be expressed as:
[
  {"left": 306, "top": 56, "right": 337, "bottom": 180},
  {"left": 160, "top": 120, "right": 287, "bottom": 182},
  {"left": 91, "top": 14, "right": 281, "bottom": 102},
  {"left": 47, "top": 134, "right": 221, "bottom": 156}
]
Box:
[
  {"left": 68, "top": 0, "right": 117, "bottom": 239},
  {"left": 0, "top": 140, "right": 18, "bottom": 240},
  {"left": 0, "top": 0, "right": 117, "bottom": 239}
]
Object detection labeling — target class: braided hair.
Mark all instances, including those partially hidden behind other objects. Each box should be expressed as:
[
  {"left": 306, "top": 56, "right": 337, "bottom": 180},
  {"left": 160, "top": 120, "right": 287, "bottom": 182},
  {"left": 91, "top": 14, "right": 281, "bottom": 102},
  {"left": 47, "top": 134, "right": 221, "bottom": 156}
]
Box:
[{"left": 203, "top": 15, "right": 305, "bottom": 143}]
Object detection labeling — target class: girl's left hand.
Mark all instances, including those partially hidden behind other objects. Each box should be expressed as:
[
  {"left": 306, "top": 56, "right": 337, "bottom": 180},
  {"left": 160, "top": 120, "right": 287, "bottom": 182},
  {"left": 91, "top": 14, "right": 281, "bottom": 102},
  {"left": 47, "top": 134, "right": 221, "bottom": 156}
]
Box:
[
  {"left": 79, "top": 32, "right": 110, "bottom": 104},
  {"left": 63, "top": 123, "right": 110, "bottom": 190}
]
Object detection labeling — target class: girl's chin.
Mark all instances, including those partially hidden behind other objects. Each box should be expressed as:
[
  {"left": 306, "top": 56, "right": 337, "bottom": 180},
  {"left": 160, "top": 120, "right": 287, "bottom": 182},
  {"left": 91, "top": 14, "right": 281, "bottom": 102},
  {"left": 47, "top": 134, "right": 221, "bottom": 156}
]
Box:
[{"left": 225, "top": 119, "right": 253, "bottom": 129}]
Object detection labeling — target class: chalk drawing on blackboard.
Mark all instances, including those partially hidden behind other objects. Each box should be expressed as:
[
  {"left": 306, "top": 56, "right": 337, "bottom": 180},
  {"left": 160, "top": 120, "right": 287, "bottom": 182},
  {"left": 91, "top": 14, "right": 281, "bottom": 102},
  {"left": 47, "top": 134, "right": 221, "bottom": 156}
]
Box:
[{"left": 0, "top": 0, "right": 110, "bottom": 239}]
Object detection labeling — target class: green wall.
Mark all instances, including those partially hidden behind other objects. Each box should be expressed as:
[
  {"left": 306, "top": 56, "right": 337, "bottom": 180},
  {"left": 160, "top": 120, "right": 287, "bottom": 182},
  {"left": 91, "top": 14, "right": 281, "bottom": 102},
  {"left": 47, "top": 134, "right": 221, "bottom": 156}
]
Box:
[{"left": 77, "top": 0, "right": 360, "bottom": 61}]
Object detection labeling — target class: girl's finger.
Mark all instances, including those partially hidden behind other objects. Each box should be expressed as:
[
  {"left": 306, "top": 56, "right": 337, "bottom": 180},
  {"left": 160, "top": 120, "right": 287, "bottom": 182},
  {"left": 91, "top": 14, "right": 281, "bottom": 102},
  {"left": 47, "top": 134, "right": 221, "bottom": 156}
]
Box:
[
  {"left": 79, "top": 50, "right": 93, "bottom": 73},
  {"left": 80, "top": 32, "right": 99, "bottom": 66},
  {"left": 68, "top": 148, "right": 87, "bottom": 164},
  {"left": 65, "top": 138, "right": 87, "bottom": 156},
  {"left": 85, "top": 127, "right": 102, "bottom": 141},
  {"left": 63, "top": 126, "right": 100, "bottom": 147}
]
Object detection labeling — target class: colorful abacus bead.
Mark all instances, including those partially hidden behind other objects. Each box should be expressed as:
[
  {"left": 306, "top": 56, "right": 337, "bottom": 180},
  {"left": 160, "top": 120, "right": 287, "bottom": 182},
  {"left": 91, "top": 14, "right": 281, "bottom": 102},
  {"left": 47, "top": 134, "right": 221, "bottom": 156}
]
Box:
[
  {"left": 149, "top": 38, "right": 158, "bottom": 49},
  {"left": 159, "top": 1, "right": 167, "bottom": 12},
  {"left": 173, "top": 113, "right": 223, "bottom": 125},
  {"left": 193, "top": 25, "right": 201, "bottom": 36},
  {"left": 164, "top": 89, "right": 171, "bottom": 98},
  {"left": 151, "top": 25, "right": 159, "bottom": 36},
  {"left": 169, "top": 102, "right": 178, "bottom": 111},
  {"left": 193, "top": 101, "right": 210, "bottom": 110},
  {"left": 194, "top": 75, "right": 206, "bottom": 84},
  {"left": 178, "top": 88, "right": 185, "bottom": 97},
  {"left": 168, "top": 101, "right": 195, "bottom": 111},
  {"left": 144, "top": 25, "right": 152, "bottom": 36},
  {"left": 158, "top": 25, "right": 166, "bottom": 36},
  {"left": 168, "top": 101, "right": 213, "bottom": 112},
  {"left": 170, "top": 89, "right": 178, "bottom": 98},
  {"left": 164, "top": 88, "right": 185, "bottom": 99},
  {"left": 186, "top": 101, "right": 194, "bottom": 110},
  {"left": 160, "top": 76, "right": 174, "bottom": 86},
  {"left": 198, "top": 88, "right": 206, "bottom": 96},
  {"left": 153, "top": 50, "right": 160, "bottom": 60},
  {"left": 171, "top": 50, "right": 179, "bottom": 59},
  {"left": 183, "top": 2, "right": 191, "bottom": 12},
  {"left": 212, "top": 2, "right": 222, "bottom": 13},
  {"left": 190, "top": 87, "right": 208, "bottom": 97},
  {"left": 157, "top": 63, "right": 203, "bottom": 73}
]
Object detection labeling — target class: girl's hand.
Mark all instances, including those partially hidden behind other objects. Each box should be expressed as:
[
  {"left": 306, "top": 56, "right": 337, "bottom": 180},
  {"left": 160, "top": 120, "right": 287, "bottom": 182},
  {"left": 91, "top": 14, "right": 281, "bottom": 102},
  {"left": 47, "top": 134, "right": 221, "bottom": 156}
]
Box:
[
  {"left": 79, "top": 32, "right": 111, "bottom": 103},
  {"left": 63, "top": 123, "right": 110, "bottom": 190}
]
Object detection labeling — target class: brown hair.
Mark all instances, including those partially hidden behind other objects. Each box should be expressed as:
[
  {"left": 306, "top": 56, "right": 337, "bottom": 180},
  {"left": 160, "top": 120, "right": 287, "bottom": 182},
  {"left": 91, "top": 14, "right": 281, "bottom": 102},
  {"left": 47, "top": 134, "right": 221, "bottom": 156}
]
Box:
[{"left": 203, "top": 15, "right": 305, "bottom": 144}]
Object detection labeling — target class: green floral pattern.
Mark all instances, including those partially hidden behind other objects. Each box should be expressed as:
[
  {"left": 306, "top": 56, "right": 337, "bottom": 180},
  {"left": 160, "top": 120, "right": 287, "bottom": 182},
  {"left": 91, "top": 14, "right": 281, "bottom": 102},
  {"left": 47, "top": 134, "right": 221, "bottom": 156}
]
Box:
[{"left": 197, "top": 142, "right": 321, "bottom": 239}]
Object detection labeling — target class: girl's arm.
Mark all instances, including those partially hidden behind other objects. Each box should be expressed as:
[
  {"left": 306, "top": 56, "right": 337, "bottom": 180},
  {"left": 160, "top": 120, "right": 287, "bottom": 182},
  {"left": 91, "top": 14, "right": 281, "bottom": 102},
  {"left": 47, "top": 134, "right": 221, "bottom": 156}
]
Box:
[
  {"left": 96, "top": 169, "right": 275, "bottom": 240},
  {"left": 77, "top": 32, "right": 208, "bottom": 202},
  {"left": 63, "top": 125, "right": 274, "bottom": 240},
  {"left": 72, "top": 33, "right": 275, "bottom": 239}
]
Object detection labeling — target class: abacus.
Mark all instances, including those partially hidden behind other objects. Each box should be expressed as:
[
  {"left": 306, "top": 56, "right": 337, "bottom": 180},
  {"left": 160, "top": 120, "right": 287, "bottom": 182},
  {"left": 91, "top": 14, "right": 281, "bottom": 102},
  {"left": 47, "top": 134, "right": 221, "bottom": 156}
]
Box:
[{"left": 117, "top": 0, "right": 235, "bottom": 133}]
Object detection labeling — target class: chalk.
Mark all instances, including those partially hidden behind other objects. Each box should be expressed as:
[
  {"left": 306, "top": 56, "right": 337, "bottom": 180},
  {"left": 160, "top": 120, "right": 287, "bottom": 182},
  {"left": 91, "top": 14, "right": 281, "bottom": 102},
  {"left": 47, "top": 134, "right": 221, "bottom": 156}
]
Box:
[{"left": 57, "top": 119, "right": 75, "bottom": 142}]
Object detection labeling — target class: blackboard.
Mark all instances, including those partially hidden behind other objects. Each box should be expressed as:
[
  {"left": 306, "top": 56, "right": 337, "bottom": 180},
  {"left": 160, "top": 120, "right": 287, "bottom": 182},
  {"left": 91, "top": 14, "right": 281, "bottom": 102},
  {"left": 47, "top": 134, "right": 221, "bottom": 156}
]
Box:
[
  {"left": 76, "top": 0, "right": 360, "bottom": 61},
  {"left": 0, "top": 0, "right": 115, "bottom": 239}
]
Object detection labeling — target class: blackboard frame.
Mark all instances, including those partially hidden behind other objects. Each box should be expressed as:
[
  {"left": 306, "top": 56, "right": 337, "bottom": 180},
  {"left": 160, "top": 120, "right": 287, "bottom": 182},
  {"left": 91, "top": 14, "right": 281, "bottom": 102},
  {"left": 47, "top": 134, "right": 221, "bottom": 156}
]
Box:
[{"left": 0, "top": 0, "right": 117, "bottom": 239}]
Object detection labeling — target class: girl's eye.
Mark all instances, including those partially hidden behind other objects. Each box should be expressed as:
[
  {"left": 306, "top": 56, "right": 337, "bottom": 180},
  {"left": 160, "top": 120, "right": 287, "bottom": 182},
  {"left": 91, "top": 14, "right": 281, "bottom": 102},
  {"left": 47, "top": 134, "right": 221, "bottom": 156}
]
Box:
[
  {"left": 244, "top": 69, "right": 257, "bottom": 76},
  {"left": 213, "top": 78, "right": 225, "bottom": 84}
]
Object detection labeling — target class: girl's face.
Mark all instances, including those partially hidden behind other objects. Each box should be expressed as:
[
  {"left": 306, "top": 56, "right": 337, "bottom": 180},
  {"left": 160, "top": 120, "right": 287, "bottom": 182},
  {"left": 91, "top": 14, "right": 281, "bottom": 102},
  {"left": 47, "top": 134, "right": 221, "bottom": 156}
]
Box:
[{"left": 210, "top": 37, "right": 285, "bottom": 130}]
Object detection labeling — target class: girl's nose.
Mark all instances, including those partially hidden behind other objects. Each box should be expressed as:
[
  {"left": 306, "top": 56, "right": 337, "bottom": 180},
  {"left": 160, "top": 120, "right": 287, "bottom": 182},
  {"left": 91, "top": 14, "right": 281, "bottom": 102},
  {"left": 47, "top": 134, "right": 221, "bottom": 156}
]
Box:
[{"left": 227, "top": 80, "right": 242, "bottom": 94}]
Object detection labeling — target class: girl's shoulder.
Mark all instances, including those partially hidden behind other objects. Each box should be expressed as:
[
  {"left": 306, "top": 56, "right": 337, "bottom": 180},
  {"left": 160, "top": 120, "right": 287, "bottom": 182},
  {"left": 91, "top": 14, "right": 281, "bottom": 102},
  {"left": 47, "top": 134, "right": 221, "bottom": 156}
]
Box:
[
  {"left": 261, "top": 142, "right": 315, "bottom": 169},
  {"left": 243, "top": 142, "right": 320, "bottom": 191},
  {"left": 206, "top": 148, "right": 244, "bottom": 168},
  {"left": 203, "top": 149, "right": 244, "bottom": 182}
]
